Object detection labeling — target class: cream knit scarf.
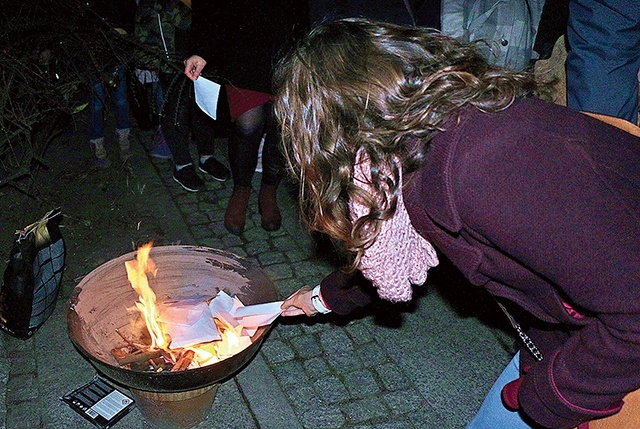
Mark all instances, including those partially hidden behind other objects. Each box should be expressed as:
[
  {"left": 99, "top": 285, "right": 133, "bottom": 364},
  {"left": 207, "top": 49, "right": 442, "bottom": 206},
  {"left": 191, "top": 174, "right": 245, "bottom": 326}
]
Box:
[{"left": 350, "top": 151, "right": 439, "bottom": 302}]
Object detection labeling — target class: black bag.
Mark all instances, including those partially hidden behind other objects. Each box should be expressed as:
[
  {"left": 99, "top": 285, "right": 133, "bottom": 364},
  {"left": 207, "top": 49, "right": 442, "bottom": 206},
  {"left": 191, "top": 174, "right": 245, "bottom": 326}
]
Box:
[{"left": 0, "top": 208, "right": 66, "bottom": 339}]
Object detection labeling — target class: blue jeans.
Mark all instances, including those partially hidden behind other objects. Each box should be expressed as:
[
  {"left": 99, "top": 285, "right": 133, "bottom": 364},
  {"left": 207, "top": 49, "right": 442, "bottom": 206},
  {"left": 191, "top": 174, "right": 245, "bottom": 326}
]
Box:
[
  {"left": 89, "top": 65, "right": 132, "bottom": 140},
  {"left": 467, "top": 352, "right": 535, "bottom": 429}
]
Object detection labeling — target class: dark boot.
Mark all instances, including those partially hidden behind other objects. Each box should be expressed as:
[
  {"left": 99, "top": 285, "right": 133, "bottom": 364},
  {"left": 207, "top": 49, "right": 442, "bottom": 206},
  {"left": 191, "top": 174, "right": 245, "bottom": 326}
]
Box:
[
  {"left": 258, "top": 184, "right": 282, "bottom": 232},
  {"left": 224, "top": 186, "right": 251, "bottom": 235}
]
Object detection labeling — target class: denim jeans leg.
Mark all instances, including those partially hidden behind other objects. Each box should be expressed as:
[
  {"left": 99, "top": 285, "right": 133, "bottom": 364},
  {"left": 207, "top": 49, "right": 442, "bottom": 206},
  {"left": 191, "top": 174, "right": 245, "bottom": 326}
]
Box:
[
  {"left": 89, "top": 82, "right": 107, "bottom": 140},
  {"left": 113, "top": 67, "right": 132, "bottom": 130},
  {"left": 466, "top": 352, "right": 535, "bottom": 429}
]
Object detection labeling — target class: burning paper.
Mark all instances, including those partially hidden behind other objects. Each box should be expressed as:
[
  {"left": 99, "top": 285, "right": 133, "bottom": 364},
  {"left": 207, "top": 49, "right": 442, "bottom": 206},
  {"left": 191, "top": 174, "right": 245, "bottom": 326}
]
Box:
[
  {"left": 156, "top": 301, "right": 220, "bottom": 349},
  {"left": 209, "top": 291, "right": 283, "bottom": 337},
  {"left": 123, "top": 243, "right": 284, "bottom": 371}
]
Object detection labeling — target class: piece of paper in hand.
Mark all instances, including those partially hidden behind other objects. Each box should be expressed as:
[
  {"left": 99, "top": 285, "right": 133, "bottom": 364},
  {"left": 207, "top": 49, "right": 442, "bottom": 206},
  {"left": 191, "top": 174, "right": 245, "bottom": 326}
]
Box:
[
  {"left": 232, "top": 301, "right": 284, "bottom": 328},
  {"left": 194, "top": 77, "right": 221, "bottom": 120}
]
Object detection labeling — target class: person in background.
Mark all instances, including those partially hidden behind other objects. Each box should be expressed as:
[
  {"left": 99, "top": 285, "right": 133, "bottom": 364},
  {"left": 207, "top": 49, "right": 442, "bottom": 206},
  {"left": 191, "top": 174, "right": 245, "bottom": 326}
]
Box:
[
  {"left": 184, "top": 0, "right": 309, "bottom": 233},
  {"left": 86, "top": 0, "right": 137, "bottom": 168},
  {"left": 135, "top": 0, "right": 230, "bottom": 192},
  {"left": 565, "top": 0, "right": 640, "bottom": 124},
  {"left": 309, "top": 0, "right": 441, "bottom": 28},
  {"left": 276, "top": 19, "right": 640, "bottom": 429}
]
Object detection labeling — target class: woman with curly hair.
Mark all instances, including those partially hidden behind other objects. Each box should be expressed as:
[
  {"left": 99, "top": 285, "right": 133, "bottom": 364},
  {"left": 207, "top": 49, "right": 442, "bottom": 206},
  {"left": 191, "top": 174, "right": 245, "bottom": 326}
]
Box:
[{"left": 276, "top": 19, "right": 640, "bottom": 429}]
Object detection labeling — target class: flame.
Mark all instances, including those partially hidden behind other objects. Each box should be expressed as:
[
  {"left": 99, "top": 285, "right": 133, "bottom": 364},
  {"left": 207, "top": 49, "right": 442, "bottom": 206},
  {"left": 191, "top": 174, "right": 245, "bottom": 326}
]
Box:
[
  {"left": 124, "top": 243, "right": 167, "bottom": 349},
  {"left": 124, "top": 243, "right": 253, "bottom": 370}
]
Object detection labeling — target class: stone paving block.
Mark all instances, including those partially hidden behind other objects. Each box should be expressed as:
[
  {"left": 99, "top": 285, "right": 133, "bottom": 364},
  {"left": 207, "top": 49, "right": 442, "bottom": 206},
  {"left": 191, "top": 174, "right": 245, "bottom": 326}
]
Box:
[
  {"left": 236, "top": 354, "right": 302, "bottom": 429},
  {"left": 313, "top": 376, "right": 349, "bottom": 404},
  {"left": 221, "top": 246, "right": 245, "bottom": 259},
  {"left": 261, "top": 339, "right": 296, "bottom": 365},
  {"left": 6, "top": 401, "right": 42, "bottom": 429},
  {"left": 326, "top": 349, "right": 364, "bottom": 374},
  {"left": 343, "top": 369, "right": 380, "bottom": 398},
  {"left": 273, "top": 322, "right": 305, "bottom": 339},
  {"left": 187, "top": 211, "right": 212, "bottom": 226},
  {"left": 344, "top": 321, "right": 374, "bottom": 346},
  {"left": 285, "top": 248, "right": 316, "bottom": 264},
  {"left": 273, "top": 235, "right": 303, "bottom": 252},
  {"left": 8, "top": 351, "right": 36, "bottom": 376},
  {"left": 283, "top": 382, "right": 321, "bottom": 411},
  {"left": 0, "top": 357, "right": 8, "bottom": 385},
  {"left": 190, "top": 224, "right": 212, "bottom": 239},
  {"left": 193, "top": 380, "right": 259, "bottom": 429},
  {"left": 300, "top": 320, "right": 332, "bottom": 334},
  {"left": 355, "top": 419, "right": 413, "bottom": 429},
  {"left": 207, "top": 220, "right": 230, "bottom": 236},
  {"left": 406, "top": 404, "right": 457, "bottom": 429},
  {"left": 341, "top": 396, "right": 389, "bottom": 424},
  {"left": 6, "top": 373, "right": 38, "bottom": 402},
  {"left": 319, "top": 328, "right": 354, "bottom": 353},
  {"left": 263, "top": 263, "right": 295, "bottom": 281},
  {"left": 276, "top": 277, "right": 307, "bottom": 298},
  {"left": 357, "top": 342, "right": 393, "bottom": 368},
  {"left": 299, "top": 406, "right": 345, "bottom": 429},
  {"left": 383, "top": 389, "right": 427, "bottom": 415},
  {"left": 196, "top": 236, "right": 225, "bottom": 249},
  {"left": 291, "top": 261, "right": 325, "bottom": 281},
  {"left": 272, "top": 360, "right": 308, "bottom": 386},
  {"left": 374, "top": 362, "right": 410, "bottom": 391},
  {"left": 222, "top": 234, "right": 244, "bottom": 248},
  {"left": 302, "top": 356, "right": 333, "bottom": 381},
  {"left": 290, "top": 334, "right": 323, "bottom": 359},
  {"left": 245, "top": 236, "right": 274, "bottom": 254},
  {"left": 257, "top": 250, "right": 287, "bottom": 266}
]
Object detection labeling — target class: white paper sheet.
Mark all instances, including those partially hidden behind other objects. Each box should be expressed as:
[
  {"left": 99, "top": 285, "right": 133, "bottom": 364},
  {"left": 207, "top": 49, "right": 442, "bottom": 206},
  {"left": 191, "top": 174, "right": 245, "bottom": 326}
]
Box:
[
  {"left": 153, "top": 292, "right": 283, "bottom": 350},
  {"left": 232, "top": 301, "right": 284, "bottom": 327},
  {"left": 194, "top": 76, "right": 221, "bottom": 120},
  {"left": 156, "top": 301, "right": 222, "bottom": 349}
]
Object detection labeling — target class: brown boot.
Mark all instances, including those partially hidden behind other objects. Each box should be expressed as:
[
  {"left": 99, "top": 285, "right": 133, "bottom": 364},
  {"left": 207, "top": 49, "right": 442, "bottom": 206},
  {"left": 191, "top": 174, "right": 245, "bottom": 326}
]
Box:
[
  {"left": 224, "top": 186, "right": 251, "bottom": 235},
  {"left": 258, "top": 184, "right": 282, "bottom": 232}
]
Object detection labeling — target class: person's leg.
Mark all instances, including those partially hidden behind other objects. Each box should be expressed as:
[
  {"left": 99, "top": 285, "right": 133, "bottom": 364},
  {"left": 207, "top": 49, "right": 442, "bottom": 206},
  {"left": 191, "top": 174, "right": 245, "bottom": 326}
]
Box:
[
  {"left": 89, "top": 81, "right": 106, "bottom": 141},
  {"left": 160, "top": 73, "right": 194, "bottom": 166},
  {"left": 88, "top": 81, "right": 109, "bottom": 167},
  {"left": 190, "top": 99, "right": 230, "bottom": 181},
  {"left": 467, "top": 352, "right": 535, "bottom": 429},
  {"left": 148, "top": 79, "right": 172, "bottom": 158},
  {"left": 224, "top": 104, "right": 267, "bottom": 235},
  {"left": 112, "top": 65, "right": 132, "bottom": 131},
  {"left": 566, "top": 0, "right": 640, "bottom": 123},
  {"left": 160, "top": 73, "right": 205, "bottom": 192},
  {"left": 111, "top": 65, "right": 133, "bottom": 161},
  {"left": 258, "top": 103, "right": 283, "bottom": 231}
]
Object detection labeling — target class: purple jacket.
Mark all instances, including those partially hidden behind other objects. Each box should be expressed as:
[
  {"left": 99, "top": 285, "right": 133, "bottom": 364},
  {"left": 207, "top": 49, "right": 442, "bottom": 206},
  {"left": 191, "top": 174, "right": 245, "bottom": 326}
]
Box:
[{"left": 322, "top": 98, "right": 640, "bottom": 428}]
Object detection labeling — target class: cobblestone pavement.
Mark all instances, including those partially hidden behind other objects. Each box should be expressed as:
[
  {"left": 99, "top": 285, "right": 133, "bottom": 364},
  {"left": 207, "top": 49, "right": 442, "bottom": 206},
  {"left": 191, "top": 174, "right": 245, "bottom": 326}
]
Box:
[{"left": 0, "top": 130, "right": 515, "bottom": 429}]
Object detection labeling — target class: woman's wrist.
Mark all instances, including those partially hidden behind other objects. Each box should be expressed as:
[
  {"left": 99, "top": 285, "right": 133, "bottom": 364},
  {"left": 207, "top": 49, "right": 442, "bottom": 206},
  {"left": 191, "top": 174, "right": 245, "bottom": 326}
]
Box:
[{"left": 311, "top": 285, "right": 332, "bottom": 314}]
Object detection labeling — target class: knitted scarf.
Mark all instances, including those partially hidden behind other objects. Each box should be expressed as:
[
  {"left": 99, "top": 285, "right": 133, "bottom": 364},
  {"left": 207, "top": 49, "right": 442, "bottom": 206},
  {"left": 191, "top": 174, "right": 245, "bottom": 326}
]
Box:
[{"left": 350, "top": 151, "right": 439, "bottom": 302}]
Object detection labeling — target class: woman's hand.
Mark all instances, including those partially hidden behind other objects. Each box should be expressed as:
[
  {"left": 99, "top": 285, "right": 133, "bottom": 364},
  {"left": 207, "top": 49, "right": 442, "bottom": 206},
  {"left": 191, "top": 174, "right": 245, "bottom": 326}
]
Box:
[
  {"left": 183, "top": 55, "right": 207, "bottom": 81},
  {"left": 280, "top": 286, "right": 318, "bottom": 317}
]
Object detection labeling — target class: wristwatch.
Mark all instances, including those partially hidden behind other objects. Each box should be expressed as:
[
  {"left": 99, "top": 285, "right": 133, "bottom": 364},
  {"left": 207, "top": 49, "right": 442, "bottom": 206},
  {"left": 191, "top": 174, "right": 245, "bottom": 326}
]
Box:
[{"left": 311, "top": 285, "right": 331, "bottom": 314}]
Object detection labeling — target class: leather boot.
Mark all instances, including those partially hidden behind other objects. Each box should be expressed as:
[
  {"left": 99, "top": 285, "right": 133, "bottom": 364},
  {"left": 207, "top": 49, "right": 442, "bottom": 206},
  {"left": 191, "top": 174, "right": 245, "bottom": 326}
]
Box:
[
  {"left": 224, "top": 186, "right": 251, "bottom": 235},
  {"left": 258, "top": 184, "right": 282, "bottom": 232}
]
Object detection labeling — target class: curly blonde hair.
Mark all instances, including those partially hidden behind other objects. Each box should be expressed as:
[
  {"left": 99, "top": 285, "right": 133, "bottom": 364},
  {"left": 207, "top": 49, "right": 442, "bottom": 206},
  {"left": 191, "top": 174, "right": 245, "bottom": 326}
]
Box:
[{"left": 274, "top": 18, "right": 535, "bottom": 268}]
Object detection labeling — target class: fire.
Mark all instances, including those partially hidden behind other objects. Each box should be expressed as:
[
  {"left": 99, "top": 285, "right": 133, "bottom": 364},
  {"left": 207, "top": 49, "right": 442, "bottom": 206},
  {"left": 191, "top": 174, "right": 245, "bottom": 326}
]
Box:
[
  {"left": 124, "top": 243, "right": 252, "bottom": 370},
  {"left": 124, "top": 243, "right": 167, "bottom": 349}
]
